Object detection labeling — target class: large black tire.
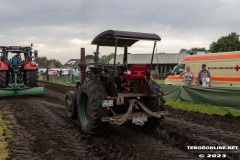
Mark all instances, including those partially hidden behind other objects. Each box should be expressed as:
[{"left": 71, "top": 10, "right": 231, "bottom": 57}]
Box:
[
  {"left": 25, "top": 70, "right": 39, "bottom": 87},
  {"left": 78, "top": 80, "right": 108, "bottom": 134},
  {"left": 65, "top": 91, "right": 78, "bottom": 119},
  {"left": 148, "top": 80, "right": 166, "bottom": 111},
  {"left": 0, "top": 71, "right": 7, "bottom": 88},
  {"left": 144, "top": 80, "right": 166, "bottom": 129}
]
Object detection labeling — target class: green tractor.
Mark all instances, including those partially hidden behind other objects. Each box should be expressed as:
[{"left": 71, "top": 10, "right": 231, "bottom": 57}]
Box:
[
  {"left": 65, "top": 30, "right": 167, "bottom": 134},
  {"left": 0, "top": 44, "right": 44, "bottom": 96}
]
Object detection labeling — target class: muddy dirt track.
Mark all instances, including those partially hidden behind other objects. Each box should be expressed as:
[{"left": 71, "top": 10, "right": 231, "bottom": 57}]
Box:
[{"left": 0, "top": 82, "right": 240, "bottom": 160}]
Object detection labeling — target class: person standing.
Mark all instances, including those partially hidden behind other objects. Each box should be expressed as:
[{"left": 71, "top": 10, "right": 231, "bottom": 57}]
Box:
[
  {"left": 198, "top": 64, "right": 211, "bottom": 85},
  {"left": 59, "top": 68, "right": 62, "bottom": 77},
  {"left": 180, "top": 66, "right": 194, "bottom": 86},
  {"left": 69, "top": 68, "right": 73, "bottom": 83},
  {"left": 46, "top": 68, "right": 49, "bottom": 81}
]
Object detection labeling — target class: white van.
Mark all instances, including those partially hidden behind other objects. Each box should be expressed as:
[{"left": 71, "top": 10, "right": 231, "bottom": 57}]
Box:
[{"left": 165, "top": 51, "right": 240, "bottom": 87}]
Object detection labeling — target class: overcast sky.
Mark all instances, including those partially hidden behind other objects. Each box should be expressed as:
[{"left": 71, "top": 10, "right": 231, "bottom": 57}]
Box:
[{"left": 0, "top": 0, "right": 239, "bottom": 63}]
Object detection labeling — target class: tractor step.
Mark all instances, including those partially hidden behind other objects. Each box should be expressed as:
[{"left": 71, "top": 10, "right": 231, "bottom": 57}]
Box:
[{"left": 0, "top": 87, "right": 44, "bottom": 97}]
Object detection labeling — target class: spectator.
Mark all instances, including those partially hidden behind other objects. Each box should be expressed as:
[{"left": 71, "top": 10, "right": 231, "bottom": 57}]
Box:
[
  {"left": 59, "top": 68, "right": 62, "bottom": 77},
  {"left": 46, "top": 68, "right": 49, "bottom": 81},
  {"left": 69, "top": 68, "right": 73, "bottom": 83},
  {"left": 198, "top": 64, "right": 211, "bottom": 85},
  {"left": 202, "top": 72, "right": 210, "bottom": 87},
  {"left": 180, "top": 66, "right": 194, "bottom": 86},
  {"left": 73, "top": 68, "right": 78, "bottom": 77}
]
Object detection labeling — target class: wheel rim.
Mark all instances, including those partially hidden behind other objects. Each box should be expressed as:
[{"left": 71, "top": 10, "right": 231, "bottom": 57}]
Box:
[{"left": 79, "top": 93, "right": 90, "bottom": 126}]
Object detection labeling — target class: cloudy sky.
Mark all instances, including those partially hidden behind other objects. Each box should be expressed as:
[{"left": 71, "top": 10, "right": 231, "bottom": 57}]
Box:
[{"left": 0, "top": 0, "right": 239, "bottom": 63}]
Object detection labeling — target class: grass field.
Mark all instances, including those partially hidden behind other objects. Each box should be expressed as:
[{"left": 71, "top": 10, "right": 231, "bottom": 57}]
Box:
[
  {"left": 39, "top": 76, "right": 76, "bottom": 87},
  {"left": 166, "top": 100, "right": 240, "bottom": 117},
  {"left": 153, "top": 79, "right": 165, "bottom": 84}
]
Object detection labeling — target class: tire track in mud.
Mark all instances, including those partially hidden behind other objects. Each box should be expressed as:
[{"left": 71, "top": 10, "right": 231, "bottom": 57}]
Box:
[
  {"left": 1, "top": 82, "right": 239, "bottom": 159},
  {"left": 152, "top": 117, "right": 240, "bottom": 159},
  {"left": 1, "top": 93, "right": 97, "bottom": 160},
  {"left": 88, "top": 126, "right": 198, "bottom": 160},
  {"left": 26, "top": 90, "right": 198, "bottom": 160}
]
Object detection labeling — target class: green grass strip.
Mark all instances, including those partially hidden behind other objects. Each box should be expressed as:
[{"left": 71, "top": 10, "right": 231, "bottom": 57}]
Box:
[
  {"left": 39, "top": 79, "right": 76, "bottom": 87},
  {"left": 0, "top": 114, "right": 10, "bottom": 160},
  {"left": 154, "top": 79, "right": 165, "bottom": 84},
  {"left": 39, "top": 75, "right": 76, "bottom": 87},
  {"left": 166, "top": 100, "right": 240, "bottom": 117}
]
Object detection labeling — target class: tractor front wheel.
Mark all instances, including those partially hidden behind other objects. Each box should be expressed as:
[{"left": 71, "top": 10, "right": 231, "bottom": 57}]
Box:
[
  {"left": 0, "top": 71, "right": 7, "bottom": 88},
  {"left": 65, "top": 91, "right": 78, "bottom": 119}
]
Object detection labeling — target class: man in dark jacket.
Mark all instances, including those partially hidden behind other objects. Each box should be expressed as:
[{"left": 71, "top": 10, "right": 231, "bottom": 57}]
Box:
[{"left": 198, "top": 64, "right": 211, "bottom": 85}]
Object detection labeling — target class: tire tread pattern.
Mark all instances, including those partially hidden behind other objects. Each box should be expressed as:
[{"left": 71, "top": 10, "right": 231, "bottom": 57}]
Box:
[
  {"left": 0, "top": 71, "right": 7, "bottom": 88},
  {"left": 25, "top": 70, "right": 39, "bottom": 87},
  {"left": 79, "top": 80, "right": 108, "bottom": 134}
]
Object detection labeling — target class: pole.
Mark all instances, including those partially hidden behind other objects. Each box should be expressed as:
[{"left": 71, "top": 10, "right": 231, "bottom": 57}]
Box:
[
  {"left": 123, "top": 46, "right": 128, "bottom": 71},
  {"left": 113, "top": 39, "right": 118, "bottom": 70},
  {"left": 96, "top": 45, "right": 99, "bottom": 63},
  {"left": 150, "top": 41, "right": 156, "bottom": 72}
]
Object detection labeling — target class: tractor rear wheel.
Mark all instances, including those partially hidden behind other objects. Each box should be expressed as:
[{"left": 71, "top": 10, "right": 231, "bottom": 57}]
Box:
[
  {"left": 25, "top": 70, "right": 39, "bottom": 87},
  {"left": 65, "top": 91, "right": 78, "bottom": 119},
  {"left": 78, "top": 80, "right": 108, "bottom": 134},
  {"left": 145, "top": 80, "right": 166, "bottom": 129},
  {"left": 0, "top": 71, "right": 7, "bottom": 88},
  {"left": 148, "top": 80, "right": 166, "bottom": 111}
]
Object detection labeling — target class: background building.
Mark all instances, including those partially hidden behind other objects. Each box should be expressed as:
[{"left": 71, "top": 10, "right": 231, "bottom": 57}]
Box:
[{"left": 109, "top": 53, "right": 188, "bottom": 74}]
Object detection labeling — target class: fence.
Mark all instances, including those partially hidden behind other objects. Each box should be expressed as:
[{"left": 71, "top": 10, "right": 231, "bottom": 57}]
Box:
[
  {"left": 160, "top": 84, "right": 240, "bottom": 111},
  {"left": 41, "top": 75, "right": 80, "bottom": 84}
]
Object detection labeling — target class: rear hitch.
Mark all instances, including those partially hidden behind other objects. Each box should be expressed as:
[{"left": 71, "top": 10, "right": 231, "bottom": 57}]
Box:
[{"left": 101, "top": 99, "right": 168, "bottom": 125}]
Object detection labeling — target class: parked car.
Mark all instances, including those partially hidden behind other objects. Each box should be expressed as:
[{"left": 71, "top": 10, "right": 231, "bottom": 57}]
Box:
[
  {"left": 61, "top": 69, "right": 69, "bottom": 76},
  {"left": 48, "top": 70, "right": 59, "bottom": 76}
]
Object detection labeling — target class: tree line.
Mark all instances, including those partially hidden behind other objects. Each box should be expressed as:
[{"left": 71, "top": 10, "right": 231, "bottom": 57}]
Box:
[
  {"left": 34, "top": 56, "right": 62, "bottom": 68},
  {"left": 180, "top": 32, "right": 240, "bottom": 53}
]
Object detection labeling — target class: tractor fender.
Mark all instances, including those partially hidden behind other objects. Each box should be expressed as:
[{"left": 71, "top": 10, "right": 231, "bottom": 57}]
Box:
[
  {"left": 24, "top": 61, "right": 38, "bottom": 70},
  {"left": 0, "top": 61, "right": 9, "bottom": 71}
]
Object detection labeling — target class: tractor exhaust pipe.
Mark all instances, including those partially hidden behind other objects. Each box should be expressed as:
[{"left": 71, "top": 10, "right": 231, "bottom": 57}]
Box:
[{"left": 78, "top": 48, "right": 88, "bottom": 82}]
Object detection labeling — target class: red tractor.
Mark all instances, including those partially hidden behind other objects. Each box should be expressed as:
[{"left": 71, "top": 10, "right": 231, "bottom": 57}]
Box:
[
  {"left": 0, "top": 44, "right": 44, "bottom": 96},
  {"left": 65, "top": 30, "right": 167, "bottom": 134}
]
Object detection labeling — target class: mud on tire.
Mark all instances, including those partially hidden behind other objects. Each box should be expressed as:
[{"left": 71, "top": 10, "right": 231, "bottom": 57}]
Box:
[
  {"left": 0, "top": 71, "right": 7, "bottom": 88},
  {"left": 78, "top": 80, "right": 108, "bottom": 134},
  {"left": 145, "top": 80, "right": 166, "bottom": 128},
  {"left": 148, "top": 80, "right": 166, "bottom": 111},
  {"left": 65, "top": 91, "right": 78, "bottom": 119},
  {"left": 25, "top": 70, "right": 39, "bottom": 87}
]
